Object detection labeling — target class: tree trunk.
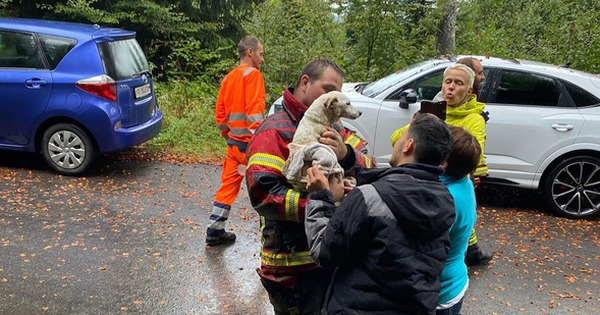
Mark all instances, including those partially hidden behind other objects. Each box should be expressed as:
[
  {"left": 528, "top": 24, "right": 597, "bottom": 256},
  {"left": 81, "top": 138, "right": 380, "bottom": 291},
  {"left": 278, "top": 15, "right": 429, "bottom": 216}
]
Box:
[{"left": 436, "top": 0, "right": 458, "bottom": 55}]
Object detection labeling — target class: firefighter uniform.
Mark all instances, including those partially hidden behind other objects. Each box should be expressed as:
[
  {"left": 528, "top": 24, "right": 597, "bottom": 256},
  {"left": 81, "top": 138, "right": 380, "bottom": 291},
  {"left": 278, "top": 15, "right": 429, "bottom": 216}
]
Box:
[{"left": 245, "top": 88, "right": 376, "bottom": 296}]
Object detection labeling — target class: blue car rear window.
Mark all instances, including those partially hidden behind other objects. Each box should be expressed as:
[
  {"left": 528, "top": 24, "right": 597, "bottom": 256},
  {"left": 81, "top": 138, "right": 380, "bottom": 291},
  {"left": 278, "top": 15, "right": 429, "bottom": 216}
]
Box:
[{"left": 97, "top": 38, "right": 149, "bottom": 81}]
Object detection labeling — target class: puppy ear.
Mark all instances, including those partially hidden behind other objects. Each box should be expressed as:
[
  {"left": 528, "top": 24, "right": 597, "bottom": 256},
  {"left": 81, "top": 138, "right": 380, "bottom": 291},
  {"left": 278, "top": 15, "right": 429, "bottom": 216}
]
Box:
[{"left": 323, "top": 95, "right": 337, "bottom": 108}]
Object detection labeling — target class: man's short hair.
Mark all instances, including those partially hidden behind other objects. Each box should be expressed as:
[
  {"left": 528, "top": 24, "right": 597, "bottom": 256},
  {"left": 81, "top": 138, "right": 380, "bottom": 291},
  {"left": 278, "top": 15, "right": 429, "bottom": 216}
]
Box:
[
  {"left": 445, "top": 126, "right": 482, "bottom": 178},
  {"left": 457, "top": 57, "right": 476, "bottom": 72},
  {"left": 444, "top": 63, "right": 475, "bottom": 89},
  {"left": 238, "top": 36, "right": 261, "bottom": 59},
  {"left": 407, "top": 114, "right": 452, "bottom": 166},
  {"left": 295, "top": 58, "right": 344, "bottom": 87}
]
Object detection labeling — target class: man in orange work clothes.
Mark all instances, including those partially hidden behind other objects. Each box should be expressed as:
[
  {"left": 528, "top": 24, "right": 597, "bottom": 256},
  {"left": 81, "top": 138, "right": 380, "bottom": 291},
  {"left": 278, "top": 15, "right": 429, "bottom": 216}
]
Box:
[{"left": 206, "top": 36, "right": 265, "bottom": 246}]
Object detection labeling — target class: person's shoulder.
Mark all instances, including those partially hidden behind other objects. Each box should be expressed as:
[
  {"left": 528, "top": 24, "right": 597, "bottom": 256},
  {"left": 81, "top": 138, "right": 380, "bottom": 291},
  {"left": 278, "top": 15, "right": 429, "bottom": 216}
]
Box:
[
  {"left": 254, "top": 111, "right": 294, "bottom": 136},
  {"left": 264, "top": 110, "right": 290, "bottom": 125},
  {"left": 222, "top": 66, "right": 245, "bottom": 80},
  {"left": 372, "top": 168, "right": 422, "bottom": 191},
  {"left": 466, "top": 111, "right": 486, "bottom": 127},
  {"left": 242, "top": 66, "right": 263, "bottom": 77},
  {"left": 443, "top": 175, "right": 473, "bottom": 190}
]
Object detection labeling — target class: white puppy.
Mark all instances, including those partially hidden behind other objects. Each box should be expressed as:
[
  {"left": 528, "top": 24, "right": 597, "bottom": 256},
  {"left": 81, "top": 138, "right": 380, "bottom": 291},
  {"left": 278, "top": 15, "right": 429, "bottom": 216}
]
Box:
[{"left": 283, "top": 91, "right": 362, "bottom": 188}]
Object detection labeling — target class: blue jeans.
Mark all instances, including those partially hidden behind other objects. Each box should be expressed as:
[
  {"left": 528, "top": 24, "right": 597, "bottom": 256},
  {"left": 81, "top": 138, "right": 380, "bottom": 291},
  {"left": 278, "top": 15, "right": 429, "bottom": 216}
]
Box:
[
  {"left": 260, "top": 269, "right": 332, "bottom": 315},
  {"left": 436, "top": 298, "right": 464, "bottom": 315}
]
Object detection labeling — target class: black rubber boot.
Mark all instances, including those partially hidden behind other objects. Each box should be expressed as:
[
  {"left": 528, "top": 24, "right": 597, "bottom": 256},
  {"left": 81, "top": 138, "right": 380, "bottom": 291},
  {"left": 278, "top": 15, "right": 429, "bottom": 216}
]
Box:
[
  {"left": 206, "top": 231, "right": 237, "bottom": 246},
  {"left": 465, "top": 243, "right": 492, "bottom": 266}
]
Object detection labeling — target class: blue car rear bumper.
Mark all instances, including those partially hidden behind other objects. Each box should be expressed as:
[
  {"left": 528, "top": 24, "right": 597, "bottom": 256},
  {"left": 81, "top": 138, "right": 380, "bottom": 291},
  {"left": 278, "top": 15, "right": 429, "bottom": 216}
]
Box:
[{"left": 101, "top": 109, "right": 163, "bottom": 152}]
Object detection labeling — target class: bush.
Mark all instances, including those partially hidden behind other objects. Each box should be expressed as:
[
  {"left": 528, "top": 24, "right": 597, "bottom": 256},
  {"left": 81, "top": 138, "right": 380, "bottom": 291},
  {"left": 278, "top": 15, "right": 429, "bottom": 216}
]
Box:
[{"left": 146, "top": 80, "right": 226, "bottom": 159}]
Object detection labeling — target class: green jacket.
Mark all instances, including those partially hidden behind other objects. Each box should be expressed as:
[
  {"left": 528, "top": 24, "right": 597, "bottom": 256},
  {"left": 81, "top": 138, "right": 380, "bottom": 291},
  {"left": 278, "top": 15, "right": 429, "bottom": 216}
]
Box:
[{"left": 390, "top": 94, "right": 488, "bottom": 178}]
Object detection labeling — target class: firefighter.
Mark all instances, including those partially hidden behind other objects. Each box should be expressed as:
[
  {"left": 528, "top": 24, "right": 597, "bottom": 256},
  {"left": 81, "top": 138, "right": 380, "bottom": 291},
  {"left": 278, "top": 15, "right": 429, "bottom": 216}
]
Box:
[{"left": 245, "top": 58, "right": 376, "bottom": 313}]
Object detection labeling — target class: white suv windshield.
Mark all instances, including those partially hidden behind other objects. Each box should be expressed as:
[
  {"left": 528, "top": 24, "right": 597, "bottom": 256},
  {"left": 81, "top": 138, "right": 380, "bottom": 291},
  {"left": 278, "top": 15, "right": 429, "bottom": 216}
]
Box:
[{"left": 361, "top": 60, "right": 438, "bottom": 98}]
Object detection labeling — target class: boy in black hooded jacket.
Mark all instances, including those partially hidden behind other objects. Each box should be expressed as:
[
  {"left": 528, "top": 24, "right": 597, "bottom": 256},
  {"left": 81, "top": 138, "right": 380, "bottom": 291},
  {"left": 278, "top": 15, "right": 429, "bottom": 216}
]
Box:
[{"left": 305, "top": 114, "right": 455, "bottom": 315}]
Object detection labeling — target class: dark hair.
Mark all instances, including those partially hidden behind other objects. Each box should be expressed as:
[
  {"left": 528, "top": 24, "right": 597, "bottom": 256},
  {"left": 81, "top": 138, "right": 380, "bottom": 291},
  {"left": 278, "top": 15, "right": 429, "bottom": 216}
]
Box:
[
  {"left": 238, "top": 36, "right": 261, "bottom": 59},
  {"left": 295, "top": 58, "right": 344, "bottom": 87},
  {"left": 445, "top": 126, "right": 482, "bottom": 178},
  {"left": 407, "top": 114, "right": 452, "bottom": 166},
  {"left": 457, "top": 57, "right": 476, "bottom": 72}
]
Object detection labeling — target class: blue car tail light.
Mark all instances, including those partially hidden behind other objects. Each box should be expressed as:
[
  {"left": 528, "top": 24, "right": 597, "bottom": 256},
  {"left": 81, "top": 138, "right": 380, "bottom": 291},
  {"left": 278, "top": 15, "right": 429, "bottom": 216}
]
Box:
[{"left": 75, "top": 74, "right": 117, "bottom": 101}]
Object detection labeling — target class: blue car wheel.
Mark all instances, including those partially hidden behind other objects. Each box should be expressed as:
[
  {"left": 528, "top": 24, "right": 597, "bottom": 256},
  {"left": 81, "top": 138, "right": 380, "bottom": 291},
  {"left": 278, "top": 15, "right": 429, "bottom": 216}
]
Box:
[{"left": 42, "top": 123, "right": 95, "bottom": 175}]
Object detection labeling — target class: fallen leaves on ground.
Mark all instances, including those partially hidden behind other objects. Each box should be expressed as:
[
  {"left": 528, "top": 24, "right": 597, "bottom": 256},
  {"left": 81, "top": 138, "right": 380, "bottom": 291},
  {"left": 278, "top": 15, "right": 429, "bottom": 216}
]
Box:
[
  {"left": 470, "top": 184, "right": 599, "bottom": 313},
  {"left": 109, "top": 147, "right": 222, "bottom": 165}
]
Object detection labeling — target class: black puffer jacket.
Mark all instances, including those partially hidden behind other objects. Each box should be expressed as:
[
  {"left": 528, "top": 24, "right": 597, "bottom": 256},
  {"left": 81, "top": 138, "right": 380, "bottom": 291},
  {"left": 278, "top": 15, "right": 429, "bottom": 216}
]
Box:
[{"left": 305, "top": 164, "right": 455, "bottom": 315}]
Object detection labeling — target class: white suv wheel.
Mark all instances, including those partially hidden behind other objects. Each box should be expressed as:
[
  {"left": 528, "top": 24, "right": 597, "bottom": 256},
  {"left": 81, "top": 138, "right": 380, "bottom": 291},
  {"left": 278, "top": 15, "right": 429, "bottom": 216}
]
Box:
[{"left": 545, "top": 156, "right": 600, "bottom": 219}]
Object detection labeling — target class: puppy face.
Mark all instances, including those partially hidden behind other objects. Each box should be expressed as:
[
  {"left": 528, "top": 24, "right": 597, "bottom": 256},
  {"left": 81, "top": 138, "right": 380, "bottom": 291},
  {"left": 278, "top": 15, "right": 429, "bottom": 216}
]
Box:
[{"left": 322, "top": 91, "right": 362, "bottom": 121}]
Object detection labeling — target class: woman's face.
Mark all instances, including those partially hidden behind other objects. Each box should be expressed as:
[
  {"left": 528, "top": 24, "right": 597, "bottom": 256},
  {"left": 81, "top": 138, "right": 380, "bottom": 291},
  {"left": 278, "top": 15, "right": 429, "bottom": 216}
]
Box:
[{"left": 442, "top": 68, "right": 473, "bottom": 107}]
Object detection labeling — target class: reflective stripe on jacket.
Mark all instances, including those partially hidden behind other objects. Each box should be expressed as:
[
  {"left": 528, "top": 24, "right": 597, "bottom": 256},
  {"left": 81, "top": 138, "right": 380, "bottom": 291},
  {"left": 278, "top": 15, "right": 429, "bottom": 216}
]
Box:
[
  {"left": 215, "top": 65, "right": 266, "bottom": 143},
  {"left": 245, "top": 89, "right": 376, "bottom": 274}
]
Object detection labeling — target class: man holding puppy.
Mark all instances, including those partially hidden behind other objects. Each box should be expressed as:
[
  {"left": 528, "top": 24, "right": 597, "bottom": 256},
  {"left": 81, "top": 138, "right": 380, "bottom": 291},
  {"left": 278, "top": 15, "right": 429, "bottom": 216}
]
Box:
[
  {"left": 305, "top": 113, "right": 455, "bottom": 314},
  {"left": 245, "top": 58, "right": 375, "bottom": 314}
]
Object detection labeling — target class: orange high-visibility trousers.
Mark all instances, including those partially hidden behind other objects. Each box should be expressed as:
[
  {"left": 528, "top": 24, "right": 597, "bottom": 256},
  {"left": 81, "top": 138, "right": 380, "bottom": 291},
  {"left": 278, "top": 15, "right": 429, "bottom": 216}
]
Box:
[{"left": 207, "top": 144, "right": 246, "bottom": 236}]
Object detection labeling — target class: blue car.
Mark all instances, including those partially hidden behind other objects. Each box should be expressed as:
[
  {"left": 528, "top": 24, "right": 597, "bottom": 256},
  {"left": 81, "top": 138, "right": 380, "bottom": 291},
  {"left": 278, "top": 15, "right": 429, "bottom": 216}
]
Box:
[{"left": 0, "top": 18, "right": 162, "bottom": 175}]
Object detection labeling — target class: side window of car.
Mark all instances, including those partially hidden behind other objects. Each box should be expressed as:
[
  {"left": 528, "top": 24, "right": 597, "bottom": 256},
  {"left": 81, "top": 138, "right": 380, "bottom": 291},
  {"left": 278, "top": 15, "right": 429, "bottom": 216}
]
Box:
[
  {"left": 493, "top": 70, "right": 562, "bottom": 106},
  {"left": 404, "top": 71, "right": 444, "bottom": 101},
  {"left": 38, "top": 34, "right": 77, "bottom": 70},
  {"left": 387, "top": 70, "right": 444, "bottom": 101},
  {"left": 0, "top": 31, "right": 44, "bottom": 69},
  {"left": 563, "top": 81, "right": 600, "bottom": 107}
]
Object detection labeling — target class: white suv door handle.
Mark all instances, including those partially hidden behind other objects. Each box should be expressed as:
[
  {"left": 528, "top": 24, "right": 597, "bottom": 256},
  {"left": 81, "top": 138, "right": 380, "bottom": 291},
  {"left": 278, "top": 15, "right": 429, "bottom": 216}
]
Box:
[{"left": 551, "top": 123, "right": 574, "bottom": 132}]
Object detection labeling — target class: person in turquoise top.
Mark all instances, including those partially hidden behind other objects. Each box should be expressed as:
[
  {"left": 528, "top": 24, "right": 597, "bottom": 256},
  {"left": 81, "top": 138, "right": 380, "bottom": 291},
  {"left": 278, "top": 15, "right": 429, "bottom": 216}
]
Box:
[{"left": 437, "top": 125, "right": 482, "bottom": 315}]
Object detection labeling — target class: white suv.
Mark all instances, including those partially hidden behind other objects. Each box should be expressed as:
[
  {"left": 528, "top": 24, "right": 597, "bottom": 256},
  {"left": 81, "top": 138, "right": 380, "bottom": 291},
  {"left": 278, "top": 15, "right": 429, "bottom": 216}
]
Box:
[{"left": 270, "top": 56, "right": 600, "bottom": 219}]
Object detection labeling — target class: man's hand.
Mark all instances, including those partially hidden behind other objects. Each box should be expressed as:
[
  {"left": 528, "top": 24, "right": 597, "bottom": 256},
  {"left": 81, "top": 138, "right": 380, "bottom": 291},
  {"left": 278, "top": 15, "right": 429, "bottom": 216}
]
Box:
[
  {"left": 319, "top": 127, "right": 348, "bottom": 161},
  {"left": 306, "top": 166, "right": 329, "bottom": 192},
  {"left": 306, "top": 166, "right": 345, "bottom": 202},
  {"left": 221, "top": 131, "right": 230, "bottom": 140}
]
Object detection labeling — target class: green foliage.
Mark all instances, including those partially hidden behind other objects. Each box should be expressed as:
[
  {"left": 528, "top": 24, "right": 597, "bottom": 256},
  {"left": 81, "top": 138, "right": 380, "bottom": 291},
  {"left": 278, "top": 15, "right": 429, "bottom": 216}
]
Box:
[
  {"left": 186, "top": 0, "right": 264, "bottom": 43},
  {"left": 0, "top": 3, "right": 6, "bottom": 17},
  {"left": 244, "top": 0, "right": 346, "bottom": 105},
  {"left": 147, "top": 81, "right": 225, "bottom": 157},
  {"left": 458, "top": 0, "right": 600, "bottom": 73},
  {"left": 1, "top": 0, "right": 260, "bottom": 81},
  {"left": 166, "top": 39, "right": 236, "bottom": 84},
  {"left": 4, "top": 0, "right": 600, "bottom": 158},
  {"left": 47, "top": 0, "right": 206, "bottom": 80},
  {"left": 333, "top": 0, "right": 438, "bottom": 81}
]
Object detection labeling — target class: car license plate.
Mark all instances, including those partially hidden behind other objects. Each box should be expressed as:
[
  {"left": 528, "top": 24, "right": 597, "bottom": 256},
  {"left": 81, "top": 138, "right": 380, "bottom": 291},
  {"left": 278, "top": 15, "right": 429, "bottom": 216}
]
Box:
[{"left": 134, "top": 83, "right": 151, "bottom": 99}]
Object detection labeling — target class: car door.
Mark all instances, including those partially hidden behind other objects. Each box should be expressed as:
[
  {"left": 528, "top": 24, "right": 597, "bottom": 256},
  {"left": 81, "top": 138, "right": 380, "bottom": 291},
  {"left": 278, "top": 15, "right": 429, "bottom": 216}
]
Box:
[
  {"left": 483, "top": 68, "right": 584, "bottom": 188},
  {"left": 563, "top": 81, "right": 600, "bottom": 148},
  {"left": 373, "top": 69, "right": 446, "bottom": 165},
  {"left": 0, "top": 30, "right": 53, "bottom": 148}
]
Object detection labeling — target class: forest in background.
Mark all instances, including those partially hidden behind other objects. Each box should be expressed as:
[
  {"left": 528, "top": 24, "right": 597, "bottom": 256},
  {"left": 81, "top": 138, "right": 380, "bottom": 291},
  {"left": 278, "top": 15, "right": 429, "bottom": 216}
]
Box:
[{"left": 2, "top": 0, "right": 600, "bottom": 157}]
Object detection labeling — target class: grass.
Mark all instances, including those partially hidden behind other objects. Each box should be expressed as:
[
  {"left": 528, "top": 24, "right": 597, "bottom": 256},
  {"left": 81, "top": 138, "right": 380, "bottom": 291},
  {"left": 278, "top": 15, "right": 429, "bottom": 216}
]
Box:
[{"left": 144, "top": 80, "right": 226, "bottom": 160}]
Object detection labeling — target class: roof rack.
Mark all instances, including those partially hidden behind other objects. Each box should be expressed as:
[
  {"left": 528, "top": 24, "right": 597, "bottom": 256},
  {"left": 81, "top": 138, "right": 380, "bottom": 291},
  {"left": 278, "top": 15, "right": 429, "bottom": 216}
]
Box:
[
  {"left": 505, "top": 58, "right": 521, "bottom": 64},
  {"left": 559, "top": 62, "right": 571, "bottom": 68}
]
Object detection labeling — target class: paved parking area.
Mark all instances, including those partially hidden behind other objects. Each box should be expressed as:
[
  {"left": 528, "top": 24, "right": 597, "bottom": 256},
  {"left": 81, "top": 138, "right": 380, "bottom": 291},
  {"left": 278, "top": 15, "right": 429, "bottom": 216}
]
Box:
[{"left": 0, "top": 152, "right": 598, "bottom": 314}]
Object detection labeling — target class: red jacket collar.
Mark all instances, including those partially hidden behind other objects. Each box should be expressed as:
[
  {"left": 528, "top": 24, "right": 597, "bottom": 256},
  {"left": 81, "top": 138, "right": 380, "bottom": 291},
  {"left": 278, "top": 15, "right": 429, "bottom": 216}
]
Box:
[{"left": 282, "top": 88, "right": 308, "bottom": 124}]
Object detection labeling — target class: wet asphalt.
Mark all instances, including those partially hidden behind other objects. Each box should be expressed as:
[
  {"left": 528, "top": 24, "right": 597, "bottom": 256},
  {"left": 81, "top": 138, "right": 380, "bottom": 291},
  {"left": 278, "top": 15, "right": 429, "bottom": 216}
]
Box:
[{"left": 0, "top": 151, "right": 598, "bottom": 315}]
